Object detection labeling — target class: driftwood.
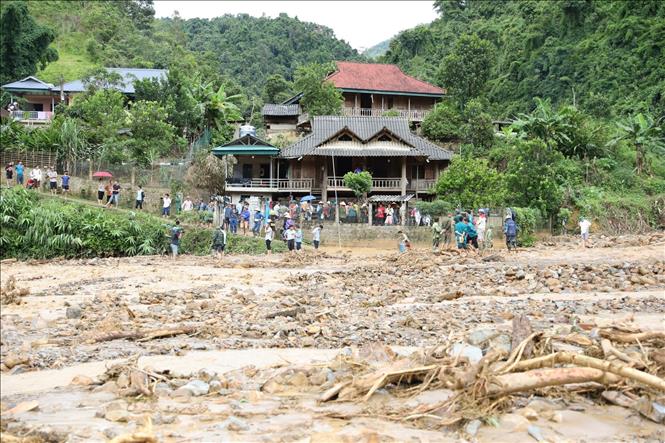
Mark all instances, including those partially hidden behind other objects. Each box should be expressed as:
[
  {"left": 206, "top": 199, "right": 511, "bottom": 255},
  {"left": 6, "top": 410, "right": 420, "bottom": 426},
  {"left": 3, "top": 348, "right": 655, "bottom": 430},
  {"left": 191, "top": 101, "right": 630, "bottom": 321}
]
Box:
[
  {"left": 509, "top": 351, "right": 665, "bottom": 392},
  {"left": 109, "top": 417, "right": 157, "bottom": 443},
  {"left": 90, "top": 326, "right": 196, "bottom": 343},
  {"left": 362, "top": 365, "right": 438, "bottom": 402},
  {"left": 511, "top": 315, "right": 533, "bottom": 359},
  {"left": 601, "top": 339, "right": 645, "bottom": 368},
  {"left": 599, "top": 330, "right": 665, "bottom": 343},
  {"left": 265, "top": 307, "right": 305, "bottom": 319},
  {"left": 487, "top": 367, "right": 617, "bottom": 396}
]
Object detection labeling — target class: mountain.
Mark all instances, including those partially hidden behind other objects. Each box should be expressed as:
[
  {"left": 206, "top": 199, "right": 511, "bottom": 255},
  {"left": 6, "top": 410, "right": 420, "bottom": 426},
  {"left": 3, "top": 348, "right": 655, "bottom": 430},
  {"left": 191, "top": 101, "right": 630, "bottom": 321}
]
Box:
[
  {"left": 381, "top": 0, "right": 665, "bottom": 118},
  {"left": 20, "top": 2, "right": 360, "bottom": 98},
  {"left": 363, "top": 38, "right": 392, "bottom": 59}
]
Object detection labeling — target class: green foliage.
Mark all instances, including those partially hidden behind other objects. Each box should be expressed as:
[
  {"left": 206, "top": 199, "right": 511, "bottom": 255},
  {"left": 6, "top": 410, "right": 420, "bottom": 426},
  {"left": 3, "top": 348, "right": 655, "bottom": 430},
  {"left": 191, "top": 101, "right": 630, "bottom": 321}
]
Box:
[
  {"left": 343, "top": 170, "right": 372, "bottom": 198},
  {"left": 0, "top": 2, "right": 58, "bottom": 84},
  {"left": 438, "top": 34, "right": 494, "bottom": 107},
  {"left": 512, "top": 207, "right": 540, "bottom": 247},
  {"left": 610, "top": 113, "right": 665, "bottom": 175},
  {"left": 421, "top": 101, "right": 463, "bottom": 142},
  {"left": 435, "top": 157, "right": 507, "bottom": 208},
  {"left": 460, "top": 98, "right": 494, "bottom": 150},
  {"left": 384, "top": 0, "right": 665, "bottom": 118},
  {"left": 294, "top": 62, "right": 343, "bottom": 116},
  {"left": 263, "top": 74, "right": 293, "bottom": 103},
  {"left": 415, "top": 200, "right": 453, "bottom": 217},
  {"left": 127, "top": 100, "right": 177, "bottom": 168}
]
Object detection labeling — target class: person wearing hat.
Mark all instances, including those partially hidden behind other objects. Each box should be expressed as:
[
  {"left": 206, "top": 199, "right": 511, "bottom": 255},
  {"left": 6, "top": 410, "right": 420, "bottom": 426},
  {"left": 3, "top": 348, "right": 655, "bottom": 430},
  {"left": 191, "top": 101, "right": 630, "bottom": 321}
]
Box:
[
  {"left": 503, "top": 214, "right": 518, "bottom": 252},
  {"left": 212, "top": 225, "right": 227, "bottom": 258}
]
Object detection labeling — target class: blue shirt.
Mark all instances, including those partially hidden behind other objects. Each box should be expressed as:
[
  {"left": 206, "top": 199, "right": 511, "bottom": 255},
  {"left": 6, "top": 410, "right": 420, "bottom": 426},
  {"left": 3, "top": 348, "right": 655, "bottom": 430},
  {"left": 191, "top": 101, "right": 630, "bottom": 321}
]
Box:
[
  {"left": 61, "top": 175, "right": 70, "bottom": 186},
  {"left": 295, "top": 229, "right": 303, "bottom": 243},
  {"left": 466, "top": 222, "right": 477, "bottom": 238},
  {"left": 254, "top": 212, "right": 264, "bottom": 222},
  {"left": 241, "top": 209, "right": 250, "bottom": 221},
  {"left": 15, "top": 164, "right": 24, "bottom": 175}
]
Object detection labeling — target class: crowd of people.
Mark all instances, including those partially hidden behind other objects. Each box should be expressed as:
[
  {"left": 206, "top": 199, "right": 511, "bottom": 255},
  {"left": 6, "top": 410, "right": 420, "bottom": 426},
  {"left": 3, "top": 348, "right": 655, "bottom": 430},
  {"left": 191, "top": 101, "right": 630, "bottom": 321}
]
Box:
[{"left": 5, "top": 162, "right": 71, "bottom": 195}]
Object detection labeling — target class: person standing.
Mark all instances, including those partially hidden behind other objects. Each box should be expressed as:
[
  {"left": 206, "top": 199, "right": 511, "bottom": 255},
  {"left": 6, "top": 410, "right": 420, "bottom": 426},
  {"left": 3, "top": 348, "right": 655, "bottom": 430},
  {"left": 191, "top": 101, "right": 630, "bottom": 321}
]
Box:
[
  {"left": 504, "top": 215, "right": 517, "bottom": 252},
  {"left": 104, "top": 180, "right": 112, "bottom": 204},
  {"left": 182, "top": 196, "right": 194, "bottom": 211},
  {"left": 252, "top": 209, "right": 264, "bottom": 236},
  {"left": 223, "top": 203, "right": 232, "bottom": 229},
  {"left": 15, "top": 161, "right": 24, "bottom": 185},
  {"left": 441, "top": 212, "right": 452, "bottom": 248},
  {"left": 212, "top": 225, "right": 227, "bottom": 258},
  {"left": 286, "top": 224, "right": 296, "bottom": 253},
  {"left": 97, "top": 179, "right": 106, "bottom": 205},
  {"left": 264, "top": 222, "right": 274, "bottom": 254},
  {"left": 162, "top": 193, "right": 172, "bottom": 217},
  {"left": 295, "top": 225, "right": 303, "bottom": 252},
  {"left": 170, "top": 220, "right": 183, "bottom": 260},
  {"left": 476, "top": 209, "right": 487, "bottom": 251},
  {"left": 465, "top": 217, "right": 479, "bottom": 250},
  {"left": 229, "top": 207, "right": 239, "bottom": 234},
  {"left": 47, "top": 167, "right": 58, "bottom": 194},
  {"left": 5, "top": 162, "right": 14, "bottom": 186},
  {"left": 30, "top": 165, "right": 43, "bottom": 190},
  {"left": 579, "top": 217, "right": 592, "bottom": 248},
  {"left": 61, "top": 171, "right": 70, "bottom": 196},
  {"left": 135, "top": 185, "right": 145, "bottom": 210},
  {"left": 241, "top": 205, "right": 251, "bottom": 235},
  {"left": 431, "top": 221, "right": 442, "bottom": 252},
  {"left": 311, "top": 224, "right": 323, "bottom": 250},
  {"left": 455, "top": 215, "right": 468, "bottom": 250},
  {"left": 376, "top": 204, "right": 386, "bottom": 226},
  {"left": 106, "top": 180, "right": 121, "bottom": 208},
  {"left": 397, "top": 230, "right": 411, "bottom": 253}
]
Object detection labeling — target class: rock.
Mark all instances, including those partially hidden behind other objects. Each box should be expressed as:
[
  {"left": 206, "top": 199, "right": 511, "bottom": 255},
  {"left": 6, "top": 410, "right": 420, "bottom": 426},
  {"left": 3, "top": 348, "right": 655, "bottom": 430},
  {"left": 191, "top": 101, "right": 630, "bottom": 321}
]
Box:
[
  {"left": 518, "top": 407, "right": 539, "bottom": 421},
  {"left": 261, "top": 379, "right": 284, "bottom": 394},
  {"left": 105, "top": 409, "right": 129, "bottom": 422},
  {"left": 70, "top": 375, "right": 94, "bottom": 386},
  {"left": 449, "top": 343, "right": 483, "bottom": 364},
  {"left": 217, "top": 416, "right": 250, "bottom": 431},
  {"left": 515, "top": 270, "right": 526, "bottom": 280},
  {"left": 489, "top": 334, "right": 512, "bottom": 354},
  {"left": 527, "top": 425, "right": 545, "bottom": 441},
  {"left": 197, "top": 368, "right": 217, "bottom": 382},
  {"left": 209, "top": 380, "right": 223, "bottom": 393},
  {"left": 467, "top": 329, "right": 497, "bottom": 345},
  {"left": 545, "top": 278, "right": 560, "bottom": 288},
  {"left": 2, "top": 353, "right": 29, "bottom": 369},
  {"left": 177, "top": 380, "right": 209, "bottom": 396},
  {"left": 465, "top": 419, "right": 482, "bottom": 436},
  {"left": 285, "top": 371, "right": 310, "bottom": 388},
  {"left": 65, "top": 305, "right": 82, "bottom": 319},
  {"left": 497, "top": 413, "right": 531, "bottom": 433}
]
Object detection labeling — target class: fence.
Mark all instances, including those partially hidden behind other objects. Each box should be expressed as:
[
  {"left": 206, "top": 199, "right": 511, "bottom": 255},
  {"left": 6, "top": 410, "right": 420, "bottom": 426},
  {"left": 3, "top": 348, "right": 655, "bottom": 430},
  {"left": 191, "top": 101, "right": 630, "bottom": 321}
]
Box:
[{"left": 1, "top": 151, "right": 58, "bottom": 169}]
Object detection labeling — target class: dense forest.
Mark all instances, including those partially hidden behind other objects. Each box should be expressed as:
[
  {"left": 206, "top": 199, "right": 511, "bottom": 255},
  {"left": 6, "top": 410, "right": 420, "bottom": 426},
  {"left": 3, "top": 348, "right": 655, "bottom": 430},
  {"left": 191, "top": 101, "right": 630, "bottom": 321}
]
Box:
[
  {"left": 383, "top": 0, "right": 665, "bottom": 119},
  {"left": 11, "top": 1, "right": 359, "bottom": 98}
]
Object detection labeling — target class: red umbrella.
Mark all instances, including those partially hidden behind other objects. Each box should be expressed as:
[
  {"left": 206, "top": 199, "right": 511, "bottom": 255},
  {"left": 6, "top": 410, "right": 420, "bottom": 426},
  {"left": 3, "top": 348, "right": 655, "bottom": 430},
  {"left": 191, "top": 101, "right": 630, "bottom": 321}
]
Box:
[{"left": 92, "top": 171, "right": 113, "bottom": 178}]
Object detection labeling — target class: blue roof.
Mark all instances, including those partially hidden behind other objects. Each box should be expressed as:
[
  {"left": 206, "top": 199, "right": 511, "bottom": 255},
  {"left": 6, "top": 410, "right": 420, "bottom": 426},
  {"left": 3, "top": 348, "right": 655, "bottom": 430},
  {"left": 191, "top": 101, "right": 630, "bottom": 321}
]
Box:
[
  {"left": 1, "top": 76, "right": 55, "bottom": 91},
  {"left": 61, "top": 68, "right": 167, "bottom": 93}
]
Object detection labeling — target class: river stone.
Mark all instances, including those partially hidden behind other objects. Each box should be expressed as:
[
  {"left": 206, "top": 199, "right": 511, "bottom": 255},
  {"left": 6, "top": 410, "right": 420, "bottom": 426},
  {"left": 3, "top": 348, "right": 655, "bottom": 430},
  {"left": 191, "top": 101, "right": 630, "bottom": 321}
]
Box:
[
  {"left": 66, "top": 305, "right": 82, "bottom": 319},
  {"left": 177, "top": 379, "right": 209, "bottom": 396}
]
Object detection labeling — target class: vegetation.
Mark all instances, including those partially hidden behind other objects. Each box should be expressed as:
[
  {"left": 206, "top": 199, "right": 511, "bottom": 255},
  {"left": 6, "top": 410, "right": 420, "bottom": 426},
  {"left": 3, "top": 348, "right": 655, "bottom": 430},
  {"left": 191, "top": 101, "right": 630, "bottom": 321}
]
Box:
[
  {"left": 294, "top": 62, "right": 343, "bottom": 116},
  {"left": 0, "top": 187, "right": 283, "bottom": 259},
  {"left": 343, "top": 171, "right": 373, "bottom": 199},
  {"left": 363, "top": 38, "right": 392, "bottom": 59}
]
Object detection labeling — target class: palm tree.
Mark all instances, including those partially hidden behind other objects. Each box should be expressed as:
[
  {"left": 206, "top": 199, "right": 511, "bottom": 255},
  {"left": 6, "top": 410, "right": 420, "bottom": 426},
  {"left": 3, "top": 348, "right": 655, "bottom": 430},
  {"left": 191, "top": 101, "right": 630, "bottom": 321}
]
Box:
[
  {"left": 510, "top": 98, "right": 573, "bottom": 150},
  {"left": 611, "top": 113, "right": 664, "bottom": 175},
  {"left": 199, "top": 82, "right": 242, "bottom": 131}
]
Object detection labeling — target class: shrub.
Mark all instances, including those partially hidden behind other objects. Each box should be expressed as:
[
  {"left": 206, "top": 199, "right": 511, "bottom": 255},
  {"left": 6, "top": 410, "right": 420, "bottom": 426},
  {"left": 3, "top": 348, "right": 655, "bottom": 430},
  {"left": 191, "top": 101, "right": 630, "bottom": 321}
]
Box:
[
  {"left": 511, "top": 207, "right": 541, "bottom": 247},
  {"left": 416, "top": 200, "right": 453, "bottom": 217},
  {"left": 343, "top": 170, "right": 372, "bottom": 199}
]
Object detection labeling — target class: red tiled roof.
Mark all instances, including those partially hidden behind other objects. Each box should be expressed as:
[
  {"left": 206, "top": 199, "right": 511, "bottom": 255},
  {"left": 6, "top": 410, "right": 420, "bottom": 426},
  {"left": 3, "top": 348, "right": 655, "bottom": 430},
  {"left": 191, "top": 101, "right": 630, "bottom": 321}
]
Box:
[{"left": 326, "top": 61, "right": 445, "bottom": 96}]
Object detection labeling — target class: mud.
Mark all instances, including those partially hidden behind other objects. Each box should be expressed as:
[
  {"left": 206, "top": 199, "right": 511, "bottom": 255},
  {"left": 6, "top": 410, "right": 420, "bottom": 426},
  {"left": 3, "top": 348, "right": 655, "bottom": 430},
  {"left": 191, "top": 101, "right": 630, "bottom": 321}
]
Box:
[{"left": 1, "top": 234, "right": 664, "bottom": 442}]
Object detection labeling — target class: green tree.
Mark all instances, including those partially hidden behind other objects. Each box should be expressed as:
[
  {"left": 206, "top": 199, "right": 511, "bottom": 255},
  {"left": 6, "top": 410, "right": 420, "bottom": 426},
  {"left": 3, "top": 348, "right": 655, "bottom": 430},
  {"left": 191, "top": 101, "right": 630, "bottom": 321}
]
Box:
[
  {"left": 127, "top": 101, "right": 178, "bottom": 168},
  {"left": 421, "top": 101, "right": 463, "bottom": 142},
  {"left": 610, "top": 113, "right": 665, "bottom": 175},
  {"left": 263, "top": 74, "right": 293, "bottom": 103},
  {"left": 438, "top": 34, "right": 493, "bottom": 108},
  {"left": 294, "top": 62, "right": 343, "bottom": 116},
  {"left": 58, "top": 118, "right": 89, "bottom": 170},
  {"left": 343, "top": 170, "right": 372, "bottom": 199},
  {"left": 0, "top": 2, "right": 58, "bottom": 84},
  {"left": 435, "top": 157, "right": 507, "bottom": 208},
  {"left": 460, "top": 98, "right": 494, "bottom": 150}
]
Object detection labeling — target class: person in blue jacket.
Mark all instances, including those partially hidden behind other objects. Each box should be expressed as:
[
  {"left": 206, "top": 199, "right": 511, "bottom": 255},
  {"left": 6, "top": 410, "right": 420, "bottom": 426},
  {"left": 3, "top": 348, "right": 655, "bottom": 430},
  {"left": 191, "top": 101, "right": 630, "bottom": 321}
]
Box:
[{"left": 504, "top": 214, "right": 518, "bottom": 252}]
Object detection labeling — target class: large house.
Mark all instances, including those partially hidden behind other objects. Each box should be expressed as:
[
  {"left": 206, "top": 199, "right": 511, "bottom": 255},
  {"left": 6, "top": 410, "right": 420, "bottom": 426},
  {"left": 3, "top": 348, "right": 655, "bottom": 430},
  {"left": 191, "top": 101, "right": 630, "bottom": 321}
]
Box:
[
  {"left": 263, "top": 61, "right": 446, "bottom": 137},
  {"left": 215, "top": 117, "right": 453, "bottom": 204},
  {"left": 1, "top": 68, "right": 166, "bottom": 124}
]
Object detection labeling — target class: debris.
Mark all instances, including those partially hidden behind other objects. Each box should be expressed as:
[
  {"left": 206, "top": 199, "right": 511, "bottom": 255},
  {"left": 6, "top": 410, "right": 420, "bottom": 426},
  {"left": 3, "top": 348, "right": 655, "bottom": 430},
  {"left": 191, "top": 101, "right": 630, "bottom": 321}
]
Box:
[
  {"left": 0, "top": 275, "right": 30, "bottom": 305},
  {"left": 0, "top": 400, "right": 39, "bottom": 416},
  {"left": 108, "top": 416, "right": 157, "bottom": 443},
  {"left": 177, "top": 380, "right": 210, "bottom": 396},
  {"left": 66, "top": 304, "right": 82, "bottom": 319},
  {"left": 527, "top": 424, "right": 545, "bottom": 442},
  {"left": 449, "top": 343, "right": 483, "bottom": 364}
]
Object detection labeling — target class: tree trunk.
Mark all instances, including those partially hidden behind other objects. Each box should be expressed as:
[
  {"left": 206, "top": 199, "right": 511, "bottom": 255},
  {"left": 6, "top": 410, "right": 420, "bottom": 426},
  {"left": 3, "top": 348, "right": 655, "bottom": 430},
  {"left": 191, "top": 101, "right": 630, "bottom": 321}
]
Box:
[{"left": 636, "top": 143, "right": 644, "bottom": 175}]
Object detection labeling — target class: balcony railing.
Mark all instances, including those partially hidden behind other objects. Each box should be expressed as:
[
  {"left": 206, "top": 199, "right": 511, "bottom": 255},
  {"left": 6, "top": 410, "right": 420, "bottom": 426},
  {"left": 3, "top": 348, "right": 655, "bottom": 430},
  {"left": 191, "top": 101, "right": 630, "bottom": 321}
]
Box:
[
  {"left": 410, "top": 179, "right": 436, "bottom": 192},
  {"left": 328, "top": 177, "right": 402, "bottom": 190},
  {"left": 226, "top": 178, "right": 313, "bottom": 190},
  {"left": 11, "top": 111, "right": 53, "bottom": 122},
  {"left": 342, "top": 107, "right": 431, "bottom": 121}
]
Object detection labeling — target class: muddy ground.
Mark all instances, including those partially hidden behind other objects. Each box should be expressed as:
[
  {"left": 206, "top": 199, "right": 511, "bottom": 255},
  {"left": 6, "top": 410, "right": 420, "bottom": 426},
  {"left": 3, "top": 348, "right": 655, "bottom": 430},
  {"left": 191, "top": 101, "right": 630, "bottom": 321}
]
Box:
[{"left": 1, "top": 234, "right": 664, "bottom": 442}]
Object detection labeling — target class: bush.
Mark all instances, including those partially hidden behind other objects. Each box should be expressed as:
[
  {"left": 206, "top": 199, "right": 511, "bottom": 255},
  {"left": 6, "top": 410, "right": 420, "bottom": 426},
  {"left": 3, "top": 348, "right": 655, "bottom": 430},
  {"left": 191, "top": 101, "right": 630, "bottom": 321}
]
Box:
[
  {"left": 416, "top": 200, "right": 453, "bottom": 217},
  {"left": 511, "top": 207, "right": 541, "bottom": 247},
  {"left": 343, "top": 170, "right": 372, "bottom": 198}
]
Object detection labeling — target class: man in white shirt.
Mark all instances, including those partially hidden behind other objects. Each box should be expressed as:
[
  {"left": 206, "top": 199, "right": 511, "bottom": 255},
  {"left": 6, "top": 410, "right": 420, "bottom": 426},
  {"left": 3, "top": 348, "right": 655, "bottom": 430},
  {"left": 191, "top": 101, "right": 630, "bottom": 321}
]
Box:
[
  {"left": 579, "top": 217, "right": 592, "bottom": 248},
  {"left": 264, "top": 222, "right": 274, "bottom": 254},
  {"left": 162, "top": 193, "right": 172, "bottom": 217},
  {"left": 182, "top": 196, "right": 194, "bottom": 211}
]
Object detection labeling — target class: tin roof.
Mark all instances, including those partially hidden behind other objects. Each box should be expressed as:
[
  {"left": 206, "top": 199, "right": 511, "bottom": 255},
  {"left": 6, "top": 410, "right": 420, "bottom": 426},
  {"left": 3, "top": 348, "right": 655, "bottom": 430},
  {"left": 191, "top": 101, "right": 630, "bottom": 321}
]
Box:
[
  {"left": 262, "top": 103, "right": 301, "bottom": 116},
  {"left": 61, "top": 68, "right": 167, "bottom": 93},
  {"left": 280, "top": 116, "right": 452, "bottom": 160},
  {"left": 1, "top": 76, "right": 55, "bottom": 91}
]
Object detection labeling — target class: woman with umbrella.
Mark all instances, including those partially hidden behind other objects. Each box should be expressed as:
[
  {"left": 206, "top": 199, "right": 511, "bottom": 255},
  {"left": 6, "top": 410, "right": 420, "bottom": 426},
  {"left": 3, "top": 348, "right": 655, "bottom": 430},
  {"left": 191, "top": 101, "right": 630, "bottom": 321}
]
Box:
[{"left": 93, "top": 172, "right": 113, "bottom": 205}]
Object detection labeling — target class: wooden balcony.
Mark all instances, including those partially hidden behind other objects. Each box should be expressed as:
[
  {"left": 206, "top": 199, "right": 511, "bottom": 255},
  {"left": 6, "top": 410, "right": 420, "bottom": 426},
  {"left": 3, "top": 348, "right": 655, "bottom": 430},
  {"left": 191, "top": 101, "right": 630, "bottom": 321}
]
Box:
[
  {"left": 342, "top": 107, "right": 431, "bottom": 121},
  {"left": 327, "top": 177, "right": 436, "bottom": 193},
  {"left": 225, "top": 178, "right": 313, "bottom": 192}
]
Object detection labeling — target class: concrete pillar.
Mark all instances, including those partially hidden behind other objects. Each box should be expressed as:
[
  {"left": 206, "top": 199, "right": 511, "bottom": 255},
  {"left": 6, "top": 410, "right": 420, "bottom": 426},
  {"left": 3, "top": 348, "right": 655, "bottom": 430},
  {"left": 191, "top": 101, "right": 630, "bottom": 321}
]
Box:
[
  {"left": 368, "top": 202, "right": 373, "bottom": 226},
  {"left": 400, "top": 157, "right": 407, "bottom": 196}
]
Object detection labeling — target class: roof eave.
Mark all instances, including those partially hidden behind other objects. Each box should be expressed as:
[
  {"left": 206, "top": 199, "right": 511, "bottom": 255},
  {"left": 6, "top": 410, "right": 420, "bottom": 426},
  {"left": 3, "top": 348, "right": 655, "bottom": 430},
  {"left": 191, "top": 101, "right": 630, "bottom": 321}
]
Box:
[{"left": 338, "top": 88, "right": 444, "bottom": 98}]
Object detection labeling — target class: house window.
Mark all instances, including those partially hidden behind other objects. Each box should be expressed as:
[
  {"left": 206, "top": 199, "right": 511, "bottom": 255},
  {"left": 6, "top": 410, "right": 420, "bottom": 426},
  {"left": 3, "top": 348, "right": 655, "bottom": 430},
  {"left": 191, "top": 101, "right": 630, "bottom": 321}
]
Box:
[
  {"left": 338, "top": 133, "right": 353, "bottom": 141},
  {"left": 377, "top": 134, "right": 392, "bottom": 142},
  {"left": 411, "top": 165, "right": 425, "bottom": 179}
]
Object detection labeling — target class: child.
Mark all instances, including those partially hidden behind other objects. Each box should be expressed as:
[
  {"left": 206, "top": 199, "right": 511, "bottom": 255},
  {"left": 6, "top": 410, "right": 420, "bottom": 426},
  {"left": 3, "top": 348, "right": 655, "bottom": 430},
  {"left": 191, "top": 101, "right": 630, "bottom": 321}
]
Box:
[
  {"left": 311, "top": 224, "right": 323, "bottom": 250},
  {"left": 286, "top": 224, "right": 296, "bottom": 253},
  {"left": 61, "top": 171, "right": 70, "bottom": 196},
  {"left": 265, "top": 222, "right": 274, "bottom": 254},
  {"left": 295, "top": 225, "right": 303, "bottom": 252},
  {"left": 97, "top": 179, "right": 105, "bottom": 205},
  {"left": 397, "top": 230, "right": 411, "bottom": 253},
  {"left": 212, "top": 225, "right": 227, "bottom": 258}
]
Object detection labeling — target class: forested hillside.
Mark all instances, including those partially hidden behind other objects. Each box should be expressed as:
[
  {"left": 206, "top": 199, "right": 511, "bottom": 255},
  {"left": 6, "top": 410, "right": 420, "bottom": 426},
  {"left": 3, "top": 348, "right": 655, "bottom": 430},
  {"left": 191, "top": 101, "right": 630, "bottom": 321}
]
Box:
[
  {"left": 16, "top": 1, "right": 359, "bottom": 97},
  {"left": 383, "top": 0, "right": 665, "bottom": 119},
  {"left": 363, "top": 38, "right": 392, "bottom": 59}
]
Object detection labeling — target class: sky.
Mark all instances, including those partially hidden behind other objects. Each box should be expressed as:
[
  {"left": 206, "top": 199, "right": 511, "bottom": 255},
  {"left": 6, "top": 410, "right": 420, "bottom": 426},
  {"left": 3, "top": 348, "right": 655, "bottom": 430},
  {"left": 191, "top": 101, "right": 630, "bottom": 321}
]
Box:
[{"left": 153, "top": 1, "right": 438, "bottom": 51}]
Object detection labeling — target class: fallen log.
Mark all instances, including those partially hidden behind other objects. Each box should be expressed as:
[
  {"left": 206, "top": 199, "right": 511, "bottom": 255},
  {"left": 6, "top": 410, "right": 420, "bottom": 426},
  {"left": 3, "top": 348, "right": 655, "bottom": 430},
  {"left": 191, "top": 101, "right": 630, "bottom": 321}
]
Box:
[
  {"left": 487, "top": 367, "right": 616, "bottom": 396},
  {"left": 265, "top": 307, "right": 305, "bottom": 319},
  {"left": 511, "top": 314, "right": 533, "bottom": 359},
  {"left": 90, "top": 326, "right": 196, "bottom": 343},
  {"left": 509, "top": 352, "right": 665, "bottom": 392},
  {"left": 599, "top": 330, "right": 665, "bottom": 343}
]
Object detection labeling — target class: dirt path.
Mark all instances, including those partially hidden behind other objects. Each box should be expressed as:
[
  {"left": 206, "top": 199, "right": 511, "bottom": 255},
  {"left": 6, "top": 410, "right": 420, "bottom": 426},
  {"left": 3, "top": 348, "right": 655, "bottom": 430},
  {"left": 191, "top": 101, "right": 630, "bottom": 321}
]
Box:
[{"left": 1, "top": 237, "right": 664, "bottom": 442}]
